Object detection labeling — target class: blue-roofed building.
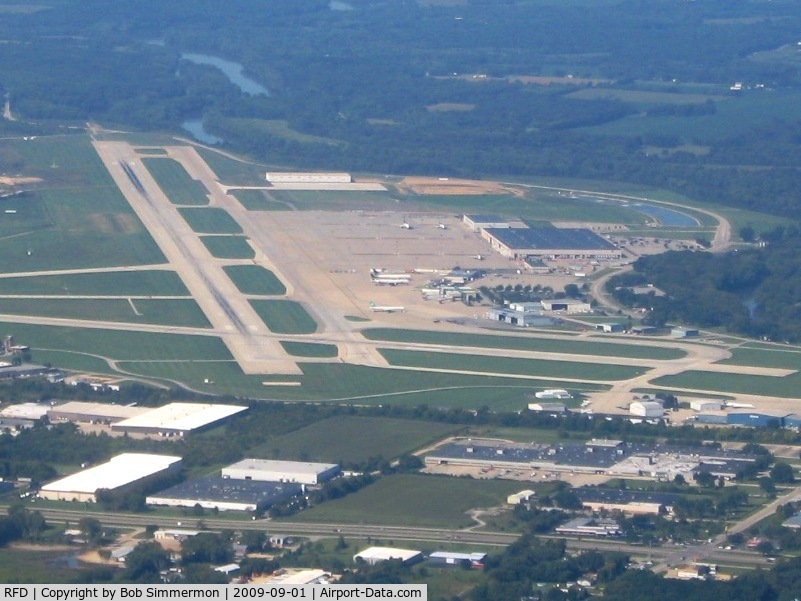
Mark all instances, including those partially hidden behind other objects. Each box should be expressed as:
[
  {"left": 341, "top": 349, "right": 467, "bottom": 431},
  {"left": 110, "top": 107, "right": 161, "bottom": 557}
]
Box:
[
  {"left": 481, "top": 227, "right": 623, "bottom": 260},
  {"left": 782, "top": 512, "right": 801, "bottom": 529},
  {"left": 462, "top": 214, "right": 511, "bottom": 232},
  {"left": 726, "top": 412, "right": 786, "bottom": 428},
  {"left": 694, "top": 414, "right": 727, "bottom": 425},
  {"left": 784, "top": 414, "right": 801, "bottom": 429}
]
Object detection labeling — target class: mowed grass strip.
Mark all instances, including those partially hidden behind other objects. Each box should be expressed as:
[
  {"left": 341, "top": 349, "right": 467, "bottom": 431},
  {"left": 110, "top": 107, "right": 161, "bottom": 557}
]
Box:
[
  {"left": 364, "top": 328, "right": 685, "bottom": 360},
  {"left": 249, "top": 299, "right": 316, "bottom": 334},
  {"left": 653, "top": 370, "right": 801, "bottom": 399},
  {"left": 118, "top": 360, "right": 595, "bottom": 406},
  {"left": 0, "top": 320, "right": 231, "bottom": 361},
  {"left": 0, "top": 270, "right": 188, "bottom": 296},
  {"left": 280, "top": 341, "right": 337, "bottom": 358},
  {"left": 224, "top": 265, "right": 286, "bottom": 295},
  {"left": 380, "top": 349, "right": 647, "bottom": 381},
  {"left": 179, "top": 208, "right": 242, "bottom": 234},
  {"left": 250, "top": 416, "right": 456, "bottom": 464},
  {"left": 200, "top": 235, "right": 255, "bottom": 259},
  {"left": 142, "top": 158, "right": 210, "bottom": 205},
  {"left": 286, "top": 474, "right": 523, "bottom": 528},
  {"left": 719, "top": 347, "right": 801, "bottom": 370},
  {"left": 0, "top": 298, "right": 210, "bottom": 328}
]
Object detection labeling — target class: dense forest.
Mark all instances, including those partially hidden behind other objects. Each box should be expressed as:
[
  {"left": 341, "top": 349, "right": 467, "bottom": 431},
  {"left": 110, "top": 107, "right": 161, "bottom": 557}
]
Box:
[
  {"left": 607, "top": 227, "right": 801, "bottom": 341},
  {"left": 0, "top": 1, "right": 800, "bottom": 218}
]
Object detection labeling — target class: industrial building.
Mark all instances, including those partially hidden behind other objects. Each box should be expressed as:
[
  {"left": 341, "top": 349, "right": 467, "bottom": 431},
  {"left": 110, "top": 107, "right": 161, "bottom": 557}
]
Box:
[
  {"left": 726, "top": 411, "right": 787, "bottom": 428},
  {"left": 0, "top": 402, "right": 49, "bottom": 422},
  {"left": 575, "top": 488, "right": 682, "bottom": 515},
  {"left": 146, "top": 475, "right": 302, "bottom": 512},
  {"left": 535, "top": 389, "right": 573, "bottom": 400},
  {"left": 690, "top": 400, "right": 723, "bottom": 412},
  {"left": 221, "top": 459, "right": 340, "bottom": 486},
  {"left": 39, "top": 453, "right": 182, "bottom": 502},
  {"left": 354, "top": 547, "right": 422, "bottom": 566},
  {"left": 111, "top": 402, "right": 248, "bottom": 436},
  {"left": 528, "top": 402, "right": 567, "bottom": 413},
  {"left": 425, "top": 438, "right": 758, "bottom": 481},
  {"left": 555, "top": 517, "right": 621, "bottom": 537},
  {"left": 462, "top": 214, "right": 511, "bottom": 232},
  {"left": 481, "top": 227, "right": 622, "bottom": 261},
  {"left": 540, "top": 299, "right": 592, "bottom": 313},
  {"left": 671, "top": 327, "right": 700, "bottom": 338},
  {"left": 487, "top": 306, "right": 554, "bottom": 327},
  {"left": 507, "top": 490, "right": 536, "bottom": 505},
  {"left": 48, "top": 401, "right": 148, "bottom": 424},
  {"left": 596, "top": 323, "right": 625, "bottom": 333},
  {"left": 266, "top": 172, "right": 351, "bottom": 184},
  {"left": 630, "top": 401, "right": 664, "bottom": 418},
  {"left": 427, "top": 552, "right": 486, "bottom": 569}
]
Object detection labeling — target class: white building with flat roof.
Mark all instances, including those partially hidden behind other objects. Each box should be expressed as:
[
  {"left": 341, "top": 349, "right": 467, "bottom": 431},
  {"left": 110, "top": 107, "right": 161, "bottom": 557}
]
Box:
[
  {"left": 222, "top": 459, "right": 340, "bottom": 485},
  {"left": 112, "top": 402, "right": 247, "bottom": 436},
  {"left": 39, "top": 453, "right": 182, "bottom": 502},
  {"left": 266, "top": 172, "right": 351, "bottom": 183},
  {"left": 354, "top": 547, "right": 422, "bottom": 566},
  {"left": 48, "top": 401, "right": 148, "bottom": 424}
]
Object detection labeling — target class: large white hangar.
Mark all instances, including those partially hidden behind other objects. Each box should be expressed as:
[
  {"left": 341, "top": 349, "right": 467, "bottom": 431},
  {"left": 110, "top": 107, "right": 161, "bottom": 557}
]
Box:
[
  {"left": 222, "top": 459, "right": 341, "bottom": 485},
  {"left": 39, "top": 453, "right": 182, "bottom": 502},
  {"left": 111, "top": 402, "right": 248, "bottom": 436}
]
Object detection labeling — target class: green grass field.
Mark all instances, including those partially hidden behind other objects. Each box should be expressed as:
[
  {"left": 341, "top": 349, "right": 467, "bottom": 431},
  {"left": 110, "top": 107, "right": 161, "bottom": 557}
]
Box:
[
  {"left": 142, "top": 157, "right": 209, "bottom": 205},
  {"left": 224, "top": 265, "right": 286, "bottom": 295},
  {"left": 719, "top": 347, "right": 801, "bottom": 370},
  {"left": 280, "top": 341, "right": 338, "bottom": 358},
  {"left": 249, "top": 415, "right": 457, "bottom": 464},
  {"left": 0, "top": 270, "right": 188, "bottom": 296},
  {"left": 363, "top": 328, "right": 685, "bottom": 360},
  {"left": 0, "top": 298, "right": 210, "bottom": 328},
  {"left": 286, "top": 473, "right": 522, "bottom": 528},
  {"left": 0, "top": 320, "right": 231, "bottom": 361},
  {"left": 200, "top": 235, "right": 255, "bottom": 259},
  {"left": 179, "top": 207, "right": 243, "bottom": 234},
  {"left": 380, "top": 349, "right": 648, "bottom": 381},
  {"left": 249, "top": 299, "right": 317, "bottom": 334},
  {"left": 0, "top": 548, "right": 88, "bottom": 583},
  {"left": 652, "top": 370, "right": 801, "bottom": 398},
  {"left": 567, "top": 87, "right": 728, "bottom": 105},
  {"left": 116, "top": 360, "right": 603, "bottom": 405},
  {"left": 195, "top": 148, "right": 269, "bottom": 186}
]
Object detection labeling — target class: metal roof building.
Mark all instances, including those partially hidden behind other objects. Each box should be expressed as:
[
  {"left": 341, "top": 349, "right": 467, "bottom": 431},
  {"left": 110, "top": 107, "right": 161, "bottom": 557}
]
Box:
[
  {"left": 428, "top": 552, "right": 486, "bottom": 569},
  {"left": 112, "top": 402, "right": 248, "bottom": 436},
  {"left": 146, "top": 475, "right": 302, "bottom": 512},
  {"left": 48, "top": 401, "right": 148, "bottom": 424},
  {"left": 0, "top": 402, "right": 49, "bottom": 421},
  {"left": 221, "top": 459, "right": 340, "bottom": 485},
  {"left": 39, "top": 453, "right": 182, "bottom": 503},
  {"left": 482, "top": 227, "right": 622, "bottom": 260},
  {"left": 354, "top": 547, "right": 422, "bottom": 566}
]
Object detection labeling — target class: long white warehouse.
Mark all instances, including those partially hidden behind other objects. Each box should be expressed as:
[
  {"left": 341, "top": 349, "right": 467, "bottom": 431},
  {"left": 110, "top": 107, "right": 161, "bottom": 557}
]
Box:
[
  {"left": 111, "top": 402, "right": 248, "bottom": 436},
  {"left": 222, "top": 459, "right": 341, "bottom": 485},
  {"left": 39, "top": 453, "right": 182, "bottom": 502}
]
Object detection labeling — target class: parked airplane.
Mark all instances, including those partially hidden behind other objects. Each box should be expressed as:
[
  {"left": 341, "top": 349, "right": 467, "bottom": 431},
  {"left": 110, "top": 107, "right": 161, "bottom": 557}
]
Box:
[
  {"left": 399, "top": 222, "right": 412, "bottom": 229},
  {"left": 370, "top": 302, "right": 405, "bottom": 313},
  {"left": 372, "top": 278, "right": 410, "bottom": 286},
  {"left": 437, "top": 223, "right": 447, "bottom": 229}
]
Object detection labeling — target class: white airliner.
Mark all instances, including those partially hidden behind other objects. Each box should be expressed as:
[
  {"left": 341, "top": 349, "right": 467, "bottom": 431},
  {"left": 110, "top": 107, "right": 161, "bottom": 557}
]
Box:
[
  {"left": 370, "top": 302, "right": 405, "bottom": 313},
  {"left": 399, "top": 222, "right": 412, "bottom": 229},
  {"left": 437, "top": 223, "right": 447, "bottom": 229}
]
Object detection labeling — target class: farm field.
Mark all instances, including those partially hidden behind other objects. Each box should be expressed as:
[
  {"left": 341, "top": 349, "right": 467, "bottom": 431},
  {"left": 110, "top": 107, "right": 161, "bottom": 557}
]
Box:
[
  {"left": 249, "top": 299, "right": 317, "bottom": 334},
  {"left": 248, "top": 415, "right": 457, "bottom": 465},
  {"left": 566, "top": 87, "right": 728, "bottom": 105},
  {"left": 179, "top": 207, "right": 243, "bottom": 234},
  {"left": 280, "top": 341, "right": 338, "bottom": 358},
  {"left": 142, "top": 157, "right": 209, "bottom": 205},
  {"left": 363, "top": 328, "right": 686, "bottom": 360},
  {"left": 380, "top": 349, "right": 649, "bottom": 381},
  {"left": 285, "top": 473, "right": 521, "bottom": 528},
  {"left": 224, "top": 265, "right": 286, "bottom": 295},
  {"left": 200, "top": 235, "right": 255, "bottom": 259},
  {"left": 0, "top": 298, "right": 210, "bottom": 328},
  {"left": 0, "top": 270, "right": 188, "bottom": 296}
]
